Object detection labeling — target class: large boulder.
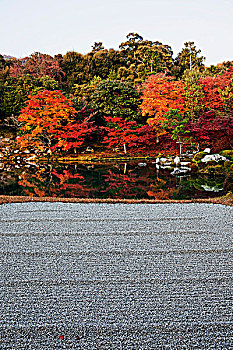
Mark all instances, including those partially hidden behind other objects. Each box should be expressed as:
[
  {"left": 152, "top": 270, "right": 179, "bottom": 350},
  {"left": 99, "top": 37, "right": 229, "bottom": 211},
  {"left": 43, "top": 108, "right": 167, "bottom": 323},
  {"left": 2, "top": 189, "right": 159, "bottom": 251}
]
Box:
[
  {"left": 201, "top": 184, "right": 223, "bottom": 192},
  {"left": 201, "top": 154, "right": 227, "bottom": 163}
]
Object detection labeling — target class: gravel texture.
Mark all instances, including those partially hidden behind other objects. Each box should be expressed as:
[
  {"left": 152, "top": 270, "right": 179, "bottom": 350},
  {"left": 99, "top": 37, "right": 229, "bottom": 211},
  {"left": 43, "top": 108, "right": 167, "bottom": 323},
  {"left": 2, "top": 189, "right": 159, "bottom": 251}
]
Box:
[{"left": 0, "top": 202, "right": 232, "bottom": 349}]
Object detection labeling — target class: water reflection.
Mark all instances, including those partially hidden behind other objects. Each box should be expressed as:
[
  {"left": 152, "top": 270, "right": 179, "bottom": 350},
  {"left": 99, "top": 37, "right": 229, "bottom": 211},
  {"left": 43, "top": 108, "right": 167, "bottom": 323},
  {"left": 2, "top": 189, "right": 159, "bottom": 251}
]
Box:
[{"left": 0, "top": 161, "right": 229, "bottom": 199}]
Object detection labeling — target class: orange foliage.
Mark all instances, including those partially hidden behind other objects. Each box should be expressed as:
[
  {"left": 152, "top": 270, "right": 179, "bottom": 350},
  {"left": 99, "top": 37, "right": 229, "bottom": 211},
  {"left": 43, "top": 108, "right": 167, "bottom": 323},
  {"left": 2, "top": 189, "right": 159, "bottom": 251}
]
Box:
[
  {"left": 17, "top": 90, "right": 77, "bottom": 151},
  {"left": 140, "top": 73, "right": 187, "bottom": 135}
]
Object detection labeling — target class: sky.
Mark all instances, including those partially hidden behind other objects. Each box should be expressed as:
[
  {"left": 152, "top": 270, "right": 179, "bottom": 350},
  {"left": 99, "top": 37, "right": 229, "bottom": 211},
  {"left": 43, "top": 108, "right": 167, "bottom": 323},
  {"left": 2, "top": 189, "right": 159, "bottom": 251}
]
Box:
[{"left": 1, "top": 0, "right": 233, "bottom": 66}]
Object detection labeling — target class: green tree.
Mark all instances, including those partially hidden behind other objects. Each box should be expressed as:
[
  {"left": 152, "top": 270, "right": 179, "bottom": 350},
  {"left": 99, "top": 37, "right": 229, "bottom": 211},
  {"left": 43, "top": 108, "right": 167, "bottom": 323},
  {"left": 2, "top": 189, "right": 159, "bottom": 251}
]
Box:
[
  {"left": 0, "top": 55, "right": 11, "bottom": 122},
  {"left": 91, "top": 42, "right": 105, "bottom": 52},
  {"left": 172, "top": 42, "right": 205, "bottom": 77},
  {"left": 85, "top": 48, "right": 125, "bottom": 81},
  {"left": 88, "top": 80, "right": 143, "bottom": 122},
  {"left": 0, "top": 74, "right": 59, "bottom": 127},
  {"left": 182, "top": 67, "right": 205, "bottom": 121},
  {"left": 62, "top": 51, "right": 87, "bottom": 89},
  {"left": 118, "top": 33, "right": 173, "bottom": 82}
]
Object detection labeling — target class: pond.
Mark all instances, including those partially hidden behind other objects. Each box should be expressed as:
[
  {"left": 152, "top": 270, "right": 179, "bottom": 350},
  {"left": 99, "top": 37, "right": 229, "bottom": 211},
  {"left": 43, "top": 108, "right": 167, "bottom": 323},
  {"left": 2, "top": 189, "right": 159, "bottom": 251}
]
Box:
[{"left": 0, "top": 161, "right": 230, "bottom": 200}]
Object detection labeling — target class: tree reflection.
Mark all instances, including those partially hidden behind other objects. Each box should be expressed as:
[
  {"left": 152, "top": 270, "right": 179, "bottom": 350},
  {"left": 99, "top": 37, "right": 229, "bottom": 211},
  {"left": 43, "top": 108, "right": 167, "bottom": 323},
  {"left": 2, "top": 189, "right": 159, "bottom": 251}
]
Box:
[
  {"left": 13, "top": 162, "right": 228, "bottom": 199},
  {"left": 18, "top": 165, "right": 92, "bottom": 197}
]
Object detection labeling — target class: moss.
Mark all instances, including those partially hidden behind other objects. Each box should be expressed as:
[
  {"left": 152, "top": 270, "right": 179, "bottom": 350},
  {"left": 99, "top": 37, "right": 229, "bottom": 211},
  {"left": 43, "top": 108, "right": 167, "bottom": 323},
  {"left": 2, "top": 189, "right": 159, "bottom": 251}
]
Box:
[
  {"left": 189, "top": 163, "right": 198, "bottom": 172},
  {"left": 208, "top": 160, "right": 218, "bottom": 166},
  {"left": 220, "top": 150, "right": 233, "bottom": 160},
  {"left": 224, "top": 160, "right": 233, "bottom": 168},
  {"left": 228, "top": 165, "right": 233, "bottom": 175},
  {"left": 213, "top": 164, "right": 225, "bottom": 175},
  {"left": 193, "top": 151, "right": 208, "bottom": 161},
  {"left": 195, "top": 160, "right": 207, "bottom": 172},
  {"left": 207, "top": 166, "right": 216, "bottom": 174}
]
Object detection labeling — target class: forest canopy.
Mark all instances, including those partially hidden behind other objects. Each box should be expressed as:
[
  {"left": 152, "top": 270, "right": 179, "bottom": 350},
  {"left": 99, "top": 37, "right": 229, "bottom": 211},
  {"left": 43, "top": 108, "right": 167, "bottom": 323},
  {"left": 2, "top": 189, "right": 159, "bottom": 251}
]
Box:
[{"left": 0, "top": 33, "right": 232, "bottom": 154}]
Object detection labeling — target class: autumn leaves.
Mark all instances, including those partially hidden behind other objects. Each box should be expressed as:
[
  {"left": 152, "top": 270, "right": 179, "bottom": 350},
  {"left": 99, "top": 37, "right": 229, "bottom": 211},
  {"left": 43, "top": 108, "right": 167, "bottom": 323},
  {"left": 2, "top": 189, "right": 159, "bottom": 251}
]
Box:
[{"left": 16, "top": 65, "right": 233, "bottom": 155}]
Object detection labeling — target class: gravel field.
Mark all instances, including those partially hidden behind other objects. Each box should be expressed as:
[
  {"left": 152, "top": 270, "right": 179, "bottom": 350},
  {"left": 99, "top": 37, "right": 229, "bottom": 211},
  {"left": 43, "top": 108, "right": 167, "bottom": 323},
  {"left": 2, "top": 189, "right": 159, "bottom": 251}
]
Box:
[{"left": 0, "top": 202, "right": 232, "bottom": 349}]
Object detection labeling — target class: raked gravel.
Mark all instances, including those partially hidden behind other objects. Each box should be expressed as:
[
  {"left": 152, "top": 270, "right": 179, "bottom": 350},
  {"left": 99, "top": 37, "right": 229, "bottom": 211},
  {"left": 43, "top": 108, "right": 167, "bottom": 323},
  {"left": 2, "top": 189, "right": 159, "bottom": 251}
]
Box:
[{"left": 0, "top": 202, "right": 232, "bottom": 349}]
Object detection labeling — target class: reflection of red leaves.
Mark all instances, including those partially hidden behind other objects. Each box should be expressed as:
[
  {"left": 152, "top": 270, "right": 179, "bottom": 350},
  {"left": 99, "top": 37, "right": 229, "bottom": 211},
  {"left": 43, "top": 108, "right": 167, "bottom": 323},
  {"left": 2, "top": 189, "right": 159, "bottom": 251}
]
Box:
[
  {"left": 102, "top": 169, "right": 153, "bottom": 198},
  {"left": 52, "top": 169, "right": 84, "bottom": 183},
  {"left": 147, "top": 187, "right": 178, "bottom": 199},
  {"left": 18, "top": 163, "right": 179, "bottom": 199},
  {"left": 34, "top": 188, "right": 45, "bottom": 197},
  {"left": 19, "top": 166, "right": 90, "bottom": 198},
  {"left": 147, "top": 190, "right": 155, "bottom": 197}
]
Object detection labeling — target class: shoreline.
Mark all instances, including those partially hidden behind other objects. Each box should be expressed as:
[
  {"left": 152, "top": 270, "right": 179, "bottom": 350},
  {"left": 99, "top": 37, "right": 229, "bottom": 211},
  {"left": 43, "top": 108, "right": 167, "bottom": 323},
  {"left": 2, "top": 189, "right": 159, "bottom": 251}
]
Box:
[{"left": 0, "top": 194, "right": 232, "bottom": 206}]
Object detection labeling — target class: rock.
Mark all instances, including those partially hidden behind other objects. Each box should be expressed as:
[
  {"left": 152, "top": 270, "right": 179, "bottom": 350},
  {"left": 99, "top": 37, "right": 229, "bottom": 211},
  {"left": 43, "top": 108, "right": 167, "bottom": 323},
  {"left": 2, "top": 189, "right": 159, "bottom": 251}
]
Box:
[
  {"left": 2, "top": 138, "right": 10, "bottom": 142},
  {"left": 201, "top": 154, "right": 227, "bottom": 163},
  {"left": 27, "top": 155, "right": 36, "bottom": 161},
  {"left": 171, "top": 167, "right": 191, "bottom": 176},
  {"left": 160, "top": 157, "right": 168, "bottom": 163},
  {"left": 201, "top": 184, "right": 223, "bottom": 192},
  {"left": 203, "top": 148, "right": 211, "bottom": 153},
  {"left": 180, "top": 161, "right": 191, "bottom": 166},
  {"left": 174, "top": 156, "right": 181, "bottom": 166},
  {"left": 138, "top": 162, "right": 147, "bottom": 167},
  {"left": 86, "top": 146, "right": 94, "bottom": 153},
  {"left": 160, "top": 165, "right": 173, "bottom": 170}
]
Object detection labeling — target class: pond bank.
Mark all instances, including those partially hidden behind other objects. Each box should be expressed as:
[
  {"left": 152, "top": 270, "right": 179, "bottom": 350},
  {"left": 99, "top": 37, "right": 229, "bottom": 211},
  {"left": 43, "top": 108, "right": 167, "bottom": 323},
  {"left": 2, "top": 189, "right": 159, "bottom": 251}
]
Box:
[{"left": 0, "top": 193, "right": 233, "bottom": 206}]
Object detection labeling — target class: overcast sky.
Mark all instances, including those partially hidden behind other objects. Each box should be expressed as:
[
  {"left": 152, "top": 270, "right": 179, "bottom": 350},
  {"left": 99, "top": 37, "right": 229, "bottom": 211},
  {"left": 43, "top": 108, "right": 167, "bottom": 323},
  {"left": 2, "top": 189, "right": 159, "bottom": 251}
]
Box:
[{"left": 1, "top": 0, "right": 233, "bottom": 65}]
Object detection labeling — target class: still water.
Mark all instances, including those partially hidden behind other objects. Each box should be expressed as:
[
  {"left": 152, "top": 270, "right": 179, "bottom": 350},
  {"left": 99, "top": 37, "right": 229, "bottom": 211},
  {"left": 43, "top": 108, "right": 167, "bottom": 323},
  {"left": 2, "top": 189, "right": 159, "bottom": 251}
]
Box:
[{"left": 0, "top": 161, "right": 230, "bottom": 200}]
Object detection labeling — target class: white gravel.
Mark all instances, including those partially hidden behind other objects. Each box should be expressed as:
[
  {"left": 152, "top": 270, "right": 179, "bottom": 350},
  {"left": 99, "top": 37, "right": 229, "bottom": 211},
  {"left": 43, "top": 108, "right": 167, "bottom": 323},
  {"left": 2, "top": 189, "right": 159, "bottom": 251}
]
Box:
[{"left": 0, "top": 202, "right": 232, "bottom": 349}]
